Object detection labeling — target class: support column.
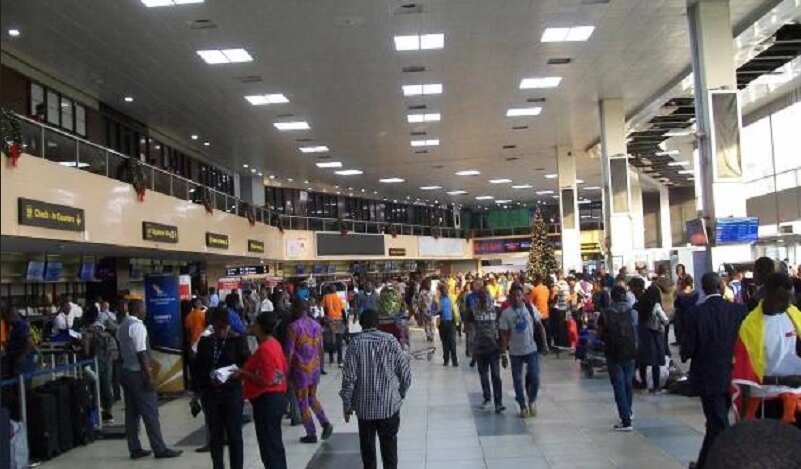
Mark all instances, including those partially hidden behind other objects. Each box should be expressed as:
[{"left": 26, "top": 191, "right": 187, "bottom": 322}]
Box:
[
  {"left": 239, "top": 175, "right": 265, "bottom": 206},
  {"left": 599, "top": 98, "right": 634, "bottom": 273},
  {"left": 688, "top": 0, "right": 749, "bottom": 270},
  {"left": 659, "top": 185, "right": 673, "bottom": 249},
  {"left": 556, "top": 145, "right": 582, "bottom": 273},
  {"left": 629, "top": 167, "right": 645, "bottom": 250}
]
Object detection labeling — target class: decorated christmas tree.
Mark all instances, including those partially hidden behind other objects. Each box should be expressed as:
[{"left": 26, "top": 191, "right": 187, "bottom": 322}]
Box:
[{"left": 526, "top": 209, "right": 558, "bottom": 279}]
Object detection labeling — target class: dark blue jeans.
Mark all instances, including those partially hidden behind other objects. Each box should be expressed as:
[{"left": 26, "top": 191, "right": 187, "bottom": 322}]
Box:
[
  {"left": 510, "top": 352, "right": 540, "bottom": 407},
  {"left": 252, "top": 393, "right": 287, "bottom": 469},
  {"left": 607, "top": 359, "right": 635, "bottom": 426}
]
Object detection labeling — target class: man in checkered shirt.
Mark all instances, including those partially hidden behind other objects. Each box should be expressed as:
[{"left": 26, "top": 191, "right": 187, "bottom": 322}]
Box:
[{"left": 340, "top": 308, "right": 412, "bottom": 469}]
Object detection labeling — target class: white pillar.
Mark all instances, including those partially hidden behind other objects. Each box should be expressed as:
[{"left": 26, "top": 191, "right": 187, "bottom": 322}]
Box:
[
  {"left": 629, "top": 167, "right": 645, "bottom": 250},
  {"left": 557, "top": 145, "right": 582, "bottom": 273},
  {"left": 659, "top": 185, "right": 673, "bottom": 249},
  {"left": 688, "top": 0, "right": 749, "bottom": 270},
  {"left": 599, "top": 98, "right": 634, "bottom": 273}
]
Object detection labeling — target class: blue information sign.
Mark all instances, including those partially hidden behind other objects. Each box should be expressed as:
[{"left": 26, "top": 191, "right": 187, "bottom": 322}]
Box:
[
  {"left": 715, "top": 217, "right": 759, "bottom": 245},
  {"left": 144, "top": 274, "right": 183, "bottom": 350}
]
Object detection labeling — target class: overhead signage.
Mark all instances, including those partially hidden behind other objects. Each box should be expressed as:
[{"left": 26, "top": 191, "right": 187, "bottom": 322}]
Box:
[
  {"left": 474, "top": 237, "right": 532, "bottom": 255},
  {"left": 142, "top": 221, "right": 178, "bottom": 243},
  {"left": 225, "top": 265, "right": 268, "bottom": 277},
  {"left": 206, "top": 232, "right": 229, "bottom": 249},
  {"left": 248, "top": 239, "right": 265, "bottom": 253},
  {"left": 18, "top": 198, "right": 85, "bottom": 232},
  {"left": 715, "top": 217, "right": 758, "bottom": 245},
  {"left": 388, "top": 248, "right": 406, "bottom": 256}
]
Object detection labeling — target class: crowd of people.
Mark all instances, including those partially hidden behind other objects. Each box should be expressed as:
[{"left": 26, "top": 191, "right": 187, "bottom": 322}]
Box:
[{"left": 2, "top": 257, "right": 801, "bottom": 469}]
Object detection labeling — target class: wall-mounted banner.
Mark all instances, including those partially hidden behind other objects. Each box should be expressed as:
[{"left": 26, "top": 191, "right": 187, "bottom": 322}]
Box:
[
  {"left": 18, "top": 198, "right": 85, "bottom": 231},
  {"left": 248, "top": 239, "right": 265, "bottom": 253},
  {"left": 206, "top": 232, "right": 229, "bottom": 249},
  {"left": 388, "top": 248, "right": 406, "bottom": 257},
  {"left": 144, "top": 274, "right": 183, "bottom": 350},
  {"left": 142, "top": 221, "right": 179, "bottom": 243},
  {"left": 474, "top": 237, "right": 532, "bottom": 255}
]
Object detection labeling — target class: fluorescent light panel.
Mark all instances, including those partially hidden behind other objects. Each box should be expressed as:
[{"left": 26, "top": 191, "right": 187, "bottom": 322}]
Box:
[
  {"left": 410, "top": 139, "right": 439, "bottom": 147},
  {"left": 519, "top": 77, "right": 562, "bottom": 89},
  {"left": 667, "top": 161, "right": 689, "bottom": 166},
  {"left": 245, "top": 94, "right": 289, "bottom": 105},
  {"left": 335, "top": 169, "right": 363, "bottom": 176},
  {"left": 475, "top": 195, "right": 494, "bottom": 200},
  {"left": 299, "top": 146, "right": 329, "bottom": 153},
  {"left": 394, "top": 33, "right": 444, "bottom": 51},
  {"left": 420, "top": 185, "right": 442, "bottom": 190},
  {"left": 196, "top": 48, "right": 253, "bottom": 64},
  {"left": 380, "top": 178, "right": 405, "bottom": 183},
  {"left": 316, "top": 161, "right": 342, "bottom": 168},
  {"left": 544, "top": 173, "right": 557, "bottom": 179},
  {"left": 455, "top": 170, "right": 480, "bottom": 176},
  {"left": 447, "top": 190, "right": 467, "bottom": 195},
  {"left": 407, "top": 113, "right": 441, "bottom": 123},
  {"left": 506, "top": 107, "right": 542, "bottom": 117},
  {"left": 273, "top": 121, "right": 310, "bottom": 131},
  {"left": 402, "top": 83, "right": 442, "bottom": 96},
  {"left": 495, "top": 200, "right": 512, "bottom": 204},
  {"left": 536, "top": 190, "right": 554, "bottom": 195},
  {"left": 540, "top": 26, "right": 595, "bottom": 43},
  {"left": 512, "top": 184, "right": 533, "bottom": 189},
  {"left": 489, "top": 178, "right": 512, "bottom": 184}
]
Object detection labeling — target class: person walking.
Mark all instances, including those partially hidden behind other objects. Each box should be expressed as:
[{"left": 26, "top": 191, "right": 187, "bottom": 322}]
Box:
[
  {"left": 680, "top": 273, "right": 748, "bottom": 469},
  {"left": 435, "top": 283, "right": 459, "bottom": 367},
  {"left": 499, "top": 285, "right": 545, "bottom": 418},
  {"left": 415, "top": 279, "right": 436, "bottom": 342},
  {"left": 340, "top": 309, "right": 412, "bottom": 469},
  {"left": 322, "top": 285, "right": 346, "bottom": 366},
  {"left": 193, "top": 307, "right": 250, "bottom": 469},
  {"left": 116, "top": 299, "right": 182, "bottom": 460},
  {"left": 237, "top": 312, "right": 289, "bottom": 469},
  {"left": 285, "top": 299, "right": 334, "bottom": 444},
  {"left": 529, "top": 274, "right": 552, "bottom": 347},
  {"left": 471, "top": 286, "right": 506, "bottom": 413},
  {"left": 597, "top": 286, "right": 639, "bottom": 431}
]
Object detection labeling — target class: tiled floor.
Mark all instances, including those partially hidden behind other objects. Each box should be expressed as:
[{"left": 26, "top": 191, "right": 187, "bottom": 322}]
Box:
[{"left": 40, "top": 330, "right": 704, "bottom": 469}]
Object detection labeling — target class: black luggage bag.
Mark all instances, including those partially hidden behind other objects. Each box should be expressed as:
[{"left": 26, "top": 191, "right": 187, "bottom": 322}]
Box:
[
  {"left": 38, "top": 379, "right": 74, "bottom": 453},
  {"left": 26, "top": 390, "right": 60, "bottom": 460}
]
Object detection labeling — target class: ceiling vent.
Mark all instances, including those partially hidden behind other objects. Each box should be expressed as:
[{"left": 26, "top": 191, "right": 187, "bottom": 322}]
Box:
[
  {"left": 581, "top": 0, "right": 610, "bottom": 4},
  {"left": 502, "top": 144, "right": 517, "bottom": 150},
  {"left": 235, "top": 75, "right": 263, "bottom": 83},
  {"left": 316, "top": 155, "right": 331, "bottom": 160},
  {"left": 526, "top": 97, "right": 546, "bottom": 103},
  {"left": 402, "top": 65, "right": 427, "bottom": 73},
  {"left": 512, "top": 125, "right": 529, "bottom": 130},
  {"left": 188, "top": 19, "right": 217, "bottom": 30},
  {"left": 394, "top": 3, "right": 423, "bottom": 15},
  {"left": 414, "top": 150, "right": 429, "bottom": 154},
  {"left": 295, "top": 138, "right": 314, "bottom": 142},
  {"left": 407, "top": 104, "right": 427, "bottom": 110},
  {"left": 410, "top": 131, "right": 427, "bottom": 136},
  {"left": 547, "top": 57, "right": 572, "bottom": 65},
  {"left": 276, "top": 113, "right": 295, "bottom": 119},
  {"left": 505, "top": 157, "right": 520, "bottom": 161},
  {"left": 432, "top": 164, "right": 444, "bottom": 168}
]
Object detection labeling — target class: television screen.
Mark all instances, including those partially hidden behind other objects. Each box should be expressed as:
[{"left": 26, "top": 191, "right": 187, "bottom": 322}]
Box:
[
  {"left": 44, "top": 261, "right": 64, "bottom": 282},
  {"left": 26, "top": 261, "right": 45, "bottom": 282},
  {"left": 685, "top": 219, "right": 708, "bottom": 246},
  {"left": 79, "top": 262, "right": 96, "bottom": 281},
  {"left": 715, "top": 217, "right": 758, "bottom": 244}
]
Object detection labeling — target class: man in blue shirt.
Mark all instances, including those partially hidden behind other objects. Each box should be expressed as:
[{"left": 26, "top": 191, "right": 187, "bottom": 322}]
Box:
[{"left": 435, "top": 284, "right": 458, "bottom": 367}]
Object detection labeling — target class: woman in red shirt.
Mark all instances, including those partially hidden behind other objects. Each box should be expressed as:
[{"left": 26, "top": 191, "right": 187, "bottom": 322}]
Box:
[{"left": 236, "top": 312, "right": 288, "bottom": 469}]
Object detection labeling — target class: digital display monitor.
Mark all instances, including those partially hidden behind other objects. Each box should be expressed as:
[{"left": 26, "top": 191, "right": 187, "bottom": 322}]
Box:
[
  {"left": 26, "top": 261, "right": 45, "bottom": 282},
  {"left": 79, "top": 262, "right": 96, "bottom": 281},
  {"left": 44, "top": 261, "right": 64, "bottom": 282},
  {"left": 715, "top": 217, "right": 758, "bottom": 244}
]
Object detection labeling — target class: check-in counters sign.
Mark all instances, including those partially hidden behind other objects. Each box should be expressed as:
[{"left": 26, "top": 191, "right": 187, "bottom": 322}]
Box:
[
  {"left": 142, "top": 222, "right": 179, "bottom": 243},
  {"left": 206, "top": 232, "right": 229, "bottom": 249},
  {"left": 18, "top": 198, "right": 85, "bottom": 231}
]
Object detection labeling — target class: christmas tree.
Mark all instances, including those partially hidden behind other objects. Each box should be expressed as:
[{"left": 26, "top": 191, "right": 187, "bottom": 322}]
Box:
[{"left": 526, "top": 209, "right": 558, "bottom": 279}]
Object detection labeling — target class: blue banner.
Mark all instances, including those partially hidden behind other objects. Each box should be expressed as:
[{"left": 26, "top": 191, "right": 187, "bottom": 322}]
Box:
[{"left": 144, "top": 274, "right": 183, "bottom": 350}]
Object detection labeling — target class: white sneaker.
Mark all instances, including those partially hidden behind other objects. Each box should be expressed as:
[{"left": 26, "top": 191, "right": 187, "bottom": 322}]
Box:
[{"left": 613, "top": 423, "right": 633, "bottom": 432}]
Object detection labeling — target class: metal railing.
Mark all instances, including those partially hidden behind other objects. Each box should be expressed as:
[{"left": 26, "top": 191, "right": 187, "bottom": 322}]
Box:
[{"left": 6, "top": 111, "right": 464, "bottom": 238}]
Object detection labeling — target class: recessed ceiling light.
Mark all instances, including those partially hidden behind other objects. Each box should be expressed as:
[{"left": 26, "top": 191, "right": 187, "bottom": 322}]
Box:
[
  {"left": 678, "top": 169, "right": 694, "bottom": 175},
  {"left": 576, "top": 179, "right": 584, "bottom": 184},
  {"left": 191, "top": 134, "right": 199, "bottom": 140},
  {"left": 243, "top": 164, "right": 249, "bottom": 168},
  {"left": 407, "top": 113, "right": 441, "bottom": 123},
  {"left": 489, "top": 178, "right": 512, "bottom": 184},
  {"left": 123, "top": 96, "right": 134, "bottom": 102},
  {"left": 420, "top": 185, "right": 442, "bottom": 190},
  {"left": 506, "top": 107, "right": 542, "bottom": 117},
  {"left": 142, "top": 0, "right": 203, "bottom": 6},
  {"left": 335, "top": 169, "right": 363, "bottom": 176},
  {"left": 536, "top": 190, "right": 554, "bottom": 195},
  {"left": 287, "top": 178, "right": 294, "bottom": 182},
  {"left": 402, "top": 83, "right": 443, "bottom": 96},
  {"left": 203, "top": 141, "right": 210, "bottom": 146},
  {"left": 316, "top": 161, "right": 343, "bottom": 168},
  {"left": 274, "top": 121, "right": 310, "bottom": 131},
  {"left": 455, "top": 170, "right": 480, "bottom": 176},
  {"left": 495, "top": 199, "right": 512, "bottom": 204},
  {"left": 668, "top": 161, "right": 689, "bottom": 166},
  {"left": 196, "top": 48, "right": 253, "bottom": 64},
  {"left": 447, "top": 190, "right": 467, "bottom": 195},
  {"left": 583, "top": 186, "right": 601, "bottom": 190},
  {"left": 269, "top": 175, "right": 276, "bottom": 179},
  {"left": 251, "top": 168, "right": 257, "bottom": 173},
  {"left": 544, "top": 173, "right": 557, "bottom": 179},
  {"left": 8, "top": 29, "right": 21, "bottom": 37},
  {"left": 578, "top": 199, "right": 592, "bottom": 204},
  {"left": 380, "top": 178, "right": 405, "bottom": 183},
  {"left": 655, "top": 150, "right": 680, "bottom": 156},
  {"left": 520, "top": 77, "right": 562, "bottom": 89},
  {"left": 410, "top": 139, "right": 439, "bottom": 147},
  {"left": 299, "top": 145, "right": 329, "bottom": 153},
  {"left": 512, "top": 184, "right": 533, "bottom": 189},
  {"left": 475, "top": 195, "right": 494, "bottom": 200},
  {"left": 394, "top": 33, "right": 445, "bottom": 51},
  {"left": 540, "top": 26, "right": 595, "bottom": 43},
  {"left": 244, "top": 94, "right": 289, "bottom": 105}
]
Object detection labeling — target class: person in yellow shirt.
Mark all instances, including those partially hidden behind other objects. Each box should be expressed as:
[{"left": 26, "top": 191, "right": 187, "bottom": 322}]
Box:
[{"left": 486, "top": 275, "right": 501, "bottom": 301}]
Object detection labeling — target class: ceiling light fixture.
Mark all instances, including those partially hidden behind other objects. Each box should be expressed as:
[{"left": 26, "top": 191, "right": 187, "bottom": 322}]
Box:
[
  {"left": 540, "top": 26, "right": 595, "bottom": 43},
  {"left": 394, "top": 33, "right": 445, "bottom": 51},
  {"left": 380, "top": 178, "right": 405, "bottom": 183},
  {"left": 520, "top": 77, "right": 562, "bottom": 89},
  {"left": 667, "top": 161, "right": 689, "bottom": 166},
  {"left": 678, "top": 169, "right": 694, "bottom": 175},
  {"left": 123, "top": 96, "right": 134, "bottom": 102},
  {"left": 142, "top": 0, "right": 203, "bottom": 6},
  {"left": 536, "top": 190, "right": 554, "bottom": 195},
  {"left": 244, "top": 94, "right": 289, "bottom": 105},
  {"left": 512, "top": 184, "right": 533, "bottom": 189},
  {"left": 410, "top": 139, "right": 439, "bottom": 147},
  {"left": 655, "top": 150, "right": 680, "bottom": 156},
  {"left": 196, "top": 48, "right": 253, "bottom": 64},
  {"left": 335, "top": 169, "right": 363, "bottom": 176},
  {"left": 447, "top": 190, "right": 467, "bottom": 195},
  {"left": 191, "top": 134, "right": 199, "bottom": 140},
  {"left": 203, "top": 141, "right": 210, "bottom": 146},
  {"left": 575, "top": 179, "right": 584, "bottom": 184},
  {"left": 475, "top": 195, "right": 494, "bottom": 200},
  {"left": 420, "top": 185, "right": 442, "bottom": 190},
  {"left": 8, "top": 29, "right": 21, "bottom": 37},
  {"left": 455, "top": 170, "right": 480, "bottom": 176},
  {"left": 316, "top": 161, "right": 342, "bottom": 168},
  {"left": 273, "top": 121, "right": 310, "bottom": 131},
  {"left": 495, "top": 199, "right": 512, "bottom": 204},
  {"left": 583, "top": 186, "right": 601, "bottom": 190},
  {"left": 402, "top": 83, "right": 443, "bottom": 96},
  {"left": 299, "top": 145, "right": 329, "bottom": 153},
  {"left": 506, "top": 107, "right": 542, "bottom": 117},
  {"left": 243, "top": 164, "right": 249, "bottom": 168},
  {"left": 544, "top": 173, "right": 557, "bottom": 179},
  {"left": 489, "top": 178, "right": 512, "bottom": 184},
  {"left": 407, "top": 113, "right": 441, "bottom": 123}
]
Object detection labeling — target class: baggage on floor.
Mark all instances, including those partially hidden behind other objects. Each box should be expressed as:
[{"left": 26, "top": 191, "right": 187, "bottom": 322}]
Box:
[
  {"left": 9, "top": 420, "right": 29, "bottom": 469},
  {"left": 38, "top": 380, "right": 74, "bottom": 452},
  {"left": 26, "top": 390, "right": 60, "bottom": 460},
  {"left": 61, "top": 376, "right": 95, "bottom": 445}
]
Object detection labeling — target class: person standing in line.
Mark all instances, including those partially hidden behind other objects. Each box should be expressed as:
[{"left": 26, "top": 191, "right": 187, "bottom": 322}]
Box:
[
  {"left": 634, "top": 284, "right": 669, "bottom": 393},
  {"left": 746, "top": 257, "right": 777, "bottom": 311},
  {"left": 208, "top": 287, "right": 220, "bottom": 308},
  {"left": 285, "top": 299, "right": 334, "bottom": 444},
  {"left": 499, "top": 285, "right": 544, "bottom": 418},
  {"left": 597, "top": 286, "right": 639, "bottom": 431},
  {"left": 81, "top": 306, "right": 119, "bottom": 424},
  {"left": 237, "top": 312, "right": 288, "bottom": 469},
  {"left": 193, "top": 308, "right": 250, "bottom": 469},
  {"left": 259, "top": 287, "right": 275, "bottom": 313},
  {"left": 472, "top": 286, "right": 506, "bottom": 414},
  {"left": 1, "top": 301, "right": 35, "bottom": 379},
  {"left": 435, "top": 283, "right": 458, "bottom": 367},
  {"left": 322, "top": 285, "right": 346, "bottom": 366},
  {"left": 415, "top": 279, "right": 436, "bottom": 342},
  {"left": 674, "top": 275, "right": 700, "bottom": 351},
  {"left": 116, "top": 299, "right": 182, "bottom": 460},
  {"left": 653, "top": 264, "right": 676, "bottom": 349},
  {"left": 224, "top": 294, "right": 248, "bottom": 335},
  {"left": 680, "top": 273, "right": 748, "bottom": 469},
  {"left": 340, "top": 309, "right": 412, "bottom": 469}
]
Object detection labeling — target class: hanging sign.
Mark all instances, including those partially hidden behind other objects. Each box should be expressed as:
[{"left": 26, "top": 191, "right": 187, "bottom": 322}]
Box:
[
  {"left": 18, "top": 198, "right": 84, "bottom": 231},
  {"left": 206, "top": 232, "right": 229, "bottom": 249},
  {"left": 142, "top": 221, "right": 179, "bottom": 243},
  {"left": 248, "top": 239, "right": 265, "bottom": 253}
]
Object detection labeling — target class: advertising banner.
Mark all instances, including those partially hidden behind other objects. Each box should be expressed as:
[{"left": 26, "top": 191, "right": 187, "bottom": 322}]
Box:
[
  {"left": 144, "top": 274, "right": 183, "bottom": 350},
  {"left": 474, "top": 237, "right": 532, "bottom": 255},
  {"left": 178, "top": 275, "right": 192, "bottom": 301}
]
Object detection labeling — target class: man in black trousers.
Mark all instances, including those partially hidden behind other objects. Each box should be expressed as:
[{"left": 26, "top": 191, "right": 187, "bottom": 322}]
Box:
[{"left": 681, "top": 273, "right": 747, "bottom": 469}]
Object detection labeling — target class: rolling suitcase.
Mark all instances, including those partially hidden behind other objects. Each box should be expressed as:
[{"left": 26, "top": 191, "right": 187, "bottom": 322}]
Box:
[
  {"left": 26, "top": 391, "right": 60, "bottom": 460},
  {"left": 39, "top": 380, "right": 74, "bottom": 452},
  {"left": 65, "top": 377, "right": 95, "bottom": 445}
]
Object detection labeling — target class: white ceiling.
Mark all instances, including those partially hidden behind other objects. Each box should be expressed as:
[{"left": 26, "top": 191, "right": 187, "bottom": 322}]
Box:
[{"left": 0, "top": 0, "right": 776, "bottom": 207}]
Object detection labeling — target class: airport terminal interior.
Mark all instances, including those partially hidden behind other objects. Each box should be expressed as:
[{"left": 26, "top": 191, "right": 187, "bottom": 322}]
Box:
[{"left": 1, "top": 0, "right": 801, "bottom": 468}]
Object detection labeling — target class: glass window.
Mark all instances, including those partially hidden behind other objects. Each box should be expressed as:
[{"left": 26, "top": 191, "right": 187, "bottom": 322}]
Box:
[
  {"left": 741, "top": 116, "right": 772, "bottom": 182},
  {"left": 46, "top": 90, "right": 60, "bottom": 125},
  {"left": 60, "top": 97, "right": 74, "bottom": 131},
  {"left": 770, "top": 100, "right": 801, "bottom": 174},
  {"left": 30, "top": 83, "right": 44, "bottom": 118},
  {"left": 74, "top": 104, "right": 86, "bottom": 136}
]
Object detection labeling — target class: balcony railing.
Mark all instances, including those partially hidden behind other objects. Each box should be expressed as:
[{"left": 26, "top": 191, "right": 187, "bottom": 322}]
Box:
[{"left": 5, "top": 111, "right": 464, "bottom": 238}]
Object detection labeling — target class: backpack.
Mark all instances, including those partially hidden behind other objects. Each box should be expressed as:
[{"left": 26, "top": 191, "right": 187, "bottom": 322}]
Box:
[
  {"left": 89, "top": 325, "right": 119, "bottom": 361},
  {"left": 602, "top": 306, "right": 636, "bottom": 362}
]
